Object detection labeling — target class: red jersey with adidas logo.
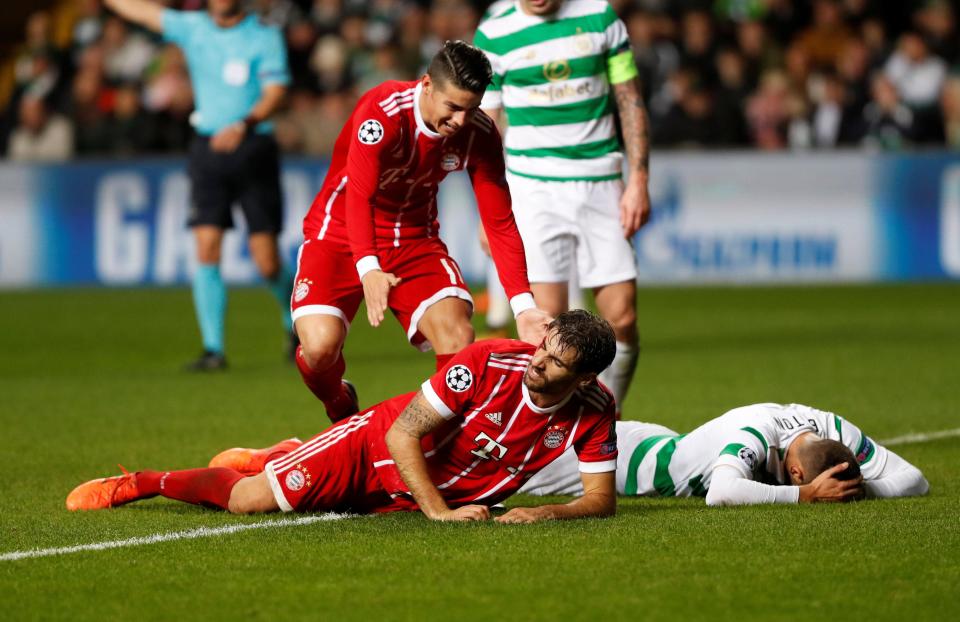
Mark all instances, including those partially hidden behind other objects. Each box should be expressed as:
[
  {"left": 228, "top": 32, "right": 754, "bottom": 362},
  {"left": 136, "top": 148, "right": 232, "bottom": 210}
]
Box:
[
  {"left": 302, "top": 79, "right": 530, "bottom": 300},
  {"left": 369, "top": 339, "right": 619, "bottom": 510}
]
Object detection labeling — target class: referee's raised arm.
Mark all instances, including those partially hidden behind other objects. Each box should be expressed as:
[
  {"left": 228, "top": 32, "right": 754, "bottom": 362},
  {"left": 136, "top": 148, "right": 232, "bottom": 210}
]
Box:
[{"left": 103, "top": 0, "right": 163, "bottom": 33}]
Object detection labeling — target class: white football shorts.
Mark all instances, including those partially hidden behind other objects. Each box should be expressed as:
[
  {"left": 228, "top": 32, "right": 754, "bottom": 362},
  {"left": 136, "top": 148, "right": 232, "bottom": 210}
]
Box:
[{"left": 506, "top": 172, "right": 638, "bottom": 289}]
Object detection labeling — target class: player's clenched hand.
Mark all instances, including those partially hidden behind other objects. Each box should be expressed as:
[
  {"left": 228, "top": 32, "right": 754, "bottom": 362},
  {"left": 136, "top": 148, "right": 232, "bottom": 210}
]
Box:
[
  {"left": 799, "top": 463, "right": 865, "bottom": 503},
  {"left": 516, "top": 308, "right": 552, "bottom": 345},
  {"left": 495, "top": 506, "right": 551, "bottom": 524},
  {"left": 361, "top": 270, "right": 401, "bottom": 327},
  {"left": 436, "top": 505, "right": 491, "bottom": 521},
  {"left": 210, "top": 123, "right": 246, "bottom": 153},
  {"left": 619, "top": 178, "right": 651, "bottom": 238}
]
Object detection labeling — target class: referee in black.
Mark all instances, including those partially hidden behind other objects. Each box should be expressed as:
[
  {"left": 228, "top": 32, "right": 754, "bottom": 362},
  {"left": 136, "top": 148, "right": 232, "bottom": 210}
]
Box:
[{"left": 106, "top": 0, "right": 295, "bottom": 370}]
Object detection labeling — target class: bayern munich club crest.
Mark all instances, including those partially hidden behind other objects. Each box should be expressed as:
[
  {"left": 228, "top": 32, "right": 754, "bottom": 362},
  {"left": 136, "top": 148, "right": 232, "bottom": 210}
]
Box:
[
  {"left": 543, "top": 425, "right": 568, "bottom": 449},
  {"left": 357, "top": 119, "right": 384, "bottom": 144},
  {"left": 293, "top": 278, "right": 312, "bottom": 303},
  {"left": 440, "top": 152, "right": 461, "bottom": 171},
  {"left": 284, "top": 464, "right": 312, "bottom": 492},
  {"left": 445, "top": 364, "right": 473, "bottom": 392}
]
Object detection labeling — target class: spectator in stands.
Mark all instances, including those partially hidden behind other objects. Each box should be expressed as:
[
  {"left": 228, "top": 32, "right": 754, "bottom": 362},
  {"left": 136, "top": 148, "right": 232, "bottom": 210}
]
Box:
[
  {"left": 860, "top": 17, "right": 890, "bottom": 70},
  {"left": 285, "top": 19, "right": 320, "bottom": 90},
  {"left": 746, "top": 69, "right": 793, "bottom": 150},
  {"left": 795, "top": 0, "right": 854, "bottom": 69},
  {"left": 836, "top": 37, "right": 871, "bottom": 111},
  {"left": 71, "top": 0, "right": 107, "bottom": 60},
  {"left": 942, "top": 75, "right": 960, "bottom": 148},
  {"left": 652, "top": 84, "right": 718, "bottom": 147},
  {"left": 254, "top": 0, "right": 303, "bottom": 29},
  {"left": 310, "top": 34, "right": 350, "bottom": 93},
  {"left": 884, "top": 31, "right": 948, "bottom": 142},
  {"left": 142, "top": 44, "right": 193, "bottom": 152},
  {"left": 884, "top": 31, "right": 948, "bottom": 110},
  {"left": 914, "top": 0, "right": 959, "bottom": 66},
  {"left": 102, "top": 82, "right": 158, "bottom": 154},
  {"left": 101, "top": 15, "right": 157, "bottom": 83},
  {"left": 736, "top": 20, "right": 782, "bottom": 91},
  {"left": 8, "top": 96, "right": 75, "bottom": 161},
  {"left": 862, "top": 74, "right": 914, "bottom": 150},
  {"left": 626, "top": 9, "right": 679, "bottom": 104},
  {"left": 809, "top": 71, "right": 862, "bottom": 147},
  {"left": 713, "top": 47, "right": 750, "bottom": 145},
  {"left": 70, "top": 57, "right": 110, "bottom": 153},
  {"left": 679, "top": 9, "right": 717, "bottom": 86}
]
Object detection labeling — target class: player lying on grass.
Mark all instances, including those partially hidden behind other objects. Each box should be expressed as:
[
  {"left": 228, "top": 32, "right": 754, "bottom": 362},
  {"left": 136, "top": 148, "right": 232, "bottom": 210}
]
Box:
[
  {"left": 519, "top": 403, "right": 929, "bottom": 505},
  {"left": 67, "top": 311, "right": 618, "bottom": 523}
]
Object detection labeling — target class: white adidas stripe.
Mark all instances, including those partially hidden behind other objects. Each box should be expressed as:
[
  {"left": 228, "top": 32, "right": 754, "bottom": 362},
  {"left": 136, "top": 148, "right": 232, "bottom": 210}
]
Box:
[{"left": 271, "top": 413, "right": 373, "bottom": 473}]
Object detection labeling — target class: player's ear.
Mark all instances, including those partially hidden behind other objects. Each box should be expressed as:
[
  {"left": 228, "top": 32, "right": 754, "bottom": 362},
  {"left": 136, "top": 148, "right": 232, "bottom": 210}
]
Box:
[
  {"left": 421, "top": 73, "right": 432, "bottom": 93},
  {"left": 788, "top": 464, "right": 804, "bottom": 485},
  {"left": 578, "top": 373, "right": 597, "bottom": 390}
]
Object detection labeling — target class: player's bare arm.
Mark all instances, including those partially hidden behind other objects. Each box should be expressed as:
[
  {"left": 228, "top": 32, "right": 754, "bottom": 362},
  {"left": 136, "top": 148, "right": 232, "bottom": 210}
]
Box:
[
  {"left": 496, "top": 471, "right": 616, "bottom": 524},
  {"left": 611, "top": 77, "right": 652, "bottom": 237},
  {"left": 385, "top": 392, "right": 491, "bottom": 521},
  {"left": 211, "top": 83, "right": 288, "bottom": 153},
  {"left": 104, "top": 0, "right": 164, "bottom": 32}
]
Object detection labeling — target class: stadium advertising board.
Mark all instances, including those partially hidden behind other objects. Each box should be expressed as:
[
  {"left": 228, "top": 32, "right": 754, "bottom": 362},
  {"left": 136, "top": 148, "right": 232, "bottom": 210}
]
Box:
[{"left": 1, "top": 152, "right": 958, "bottom": 287}]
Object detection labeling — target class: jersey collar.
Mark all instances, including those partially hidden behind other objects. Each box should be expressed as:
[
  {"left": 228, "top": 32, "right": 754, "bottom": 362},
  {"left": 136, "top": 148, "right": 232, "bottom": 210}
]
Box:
[
  {"left": 414, "top": 82, "right": 442, "bottom": 140},
  {"left": 521, "top": 382, "right": 574, "bottom": 414}
]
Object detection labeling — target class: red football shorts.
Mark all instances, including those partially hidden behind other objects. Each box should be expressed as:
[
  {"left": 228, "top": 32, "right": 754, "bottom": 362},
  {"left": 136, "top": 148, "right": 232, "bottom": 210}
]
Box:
[
  {"left": 264, "top": 409, "right": 394, "bottom": 513},
  {"left": 290, "top": 237, "right": 473, "bottom": 351}
]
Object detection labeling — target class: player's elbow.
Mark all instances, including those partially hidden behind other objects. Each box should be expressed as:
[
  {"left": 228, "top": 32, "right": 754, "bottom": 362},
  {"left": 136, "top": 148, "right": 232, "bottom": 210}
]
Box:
[
  {"left": 906, "top": 466, "right": 930, "bottom": 497},
  {"left": 705, "top": 486, "right": 731, "bottom": 507}
]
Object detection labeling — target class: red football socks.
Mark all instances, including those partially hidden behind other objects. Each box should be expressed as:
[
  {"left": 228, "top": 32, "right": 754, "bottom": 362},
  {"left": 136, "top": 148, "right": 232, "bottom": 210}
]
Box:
[
  {"left": 296, "top": 345, "right": 345, "bottom": 401},
  {"left": 136, "top": 468, "right": 245, "bottom": 510},
  {"left": 435, "top": 353, "right": 455, "bottom": 371}
]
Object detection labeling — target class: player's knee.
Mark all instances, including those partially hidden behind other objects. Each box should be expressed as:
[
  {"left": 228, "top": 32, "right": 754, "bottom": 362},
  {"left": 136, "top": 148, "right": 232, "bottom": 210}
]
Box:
[
  {"left": 426, "top": 316, "right": 474, "bottom": 354},
  {"left": 299, "top": 338, "right": 340, "bottom": 371},
  {"left": 605, "top": 307, "right": 637, "bottom": 341},
  {"left": 257, "top": 260, "right": 280, "bottom": 281},
  {"left": 227, "top": 475, "right": 277, "bottom": 514}
]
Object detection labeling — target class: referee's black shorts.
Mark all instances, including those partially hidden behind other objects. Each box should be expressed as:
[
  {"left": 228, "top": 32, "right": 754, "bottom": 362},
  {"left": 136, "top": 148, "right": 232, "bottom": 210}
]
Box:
[{"left": 187, "top": 133, "right": 283, "bottom": 234}]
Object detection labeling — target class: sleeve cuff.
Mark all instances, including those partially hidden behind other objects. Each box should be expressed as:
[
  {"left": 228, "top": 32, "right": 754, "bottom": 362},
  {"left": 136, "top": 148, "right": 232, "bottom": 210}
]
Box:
[
  {"left": 579, "top": 459, "right": 617, "bottom": 474},
  {"left": 421, "top": 380, "right": 456, "bottom": 420},
  {"left": 355, "top": 255, "right": 382, "bottom": 280},
  {"left": 509, "top": 292, "right": 536, "bottom": 317}
]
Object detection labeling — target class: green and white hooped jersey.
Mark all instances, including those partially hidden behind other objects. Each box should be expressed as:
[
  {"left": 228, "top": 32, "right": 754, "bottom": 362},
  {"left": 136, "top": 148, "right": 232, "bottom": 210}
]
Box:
[
  {"left": 474, "top": 0, "right": 638, "bottom": 182},
  {"left": 621, "top": 403, "right": 888, "bottom": 497}
]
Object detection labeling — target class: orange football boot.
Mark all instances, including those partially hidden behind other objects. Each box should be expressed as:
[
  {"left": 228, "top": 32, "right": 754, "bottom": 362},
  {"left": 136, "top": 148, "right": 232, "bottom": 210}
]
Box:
[
  {"left": 65, "top": 466, "right": 140, "bottom": 511},
  {"left": 207, "top": 438, "right": 303, "bottom": 475}
]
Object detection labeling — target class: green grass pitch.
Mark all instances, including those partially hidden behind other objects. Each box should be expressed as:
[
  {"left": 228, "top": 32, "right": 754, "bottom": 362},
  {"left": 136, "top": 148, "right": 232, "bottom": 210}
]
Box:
[{"left": 1, "top": 283, "right": 958, "bottom": 621}]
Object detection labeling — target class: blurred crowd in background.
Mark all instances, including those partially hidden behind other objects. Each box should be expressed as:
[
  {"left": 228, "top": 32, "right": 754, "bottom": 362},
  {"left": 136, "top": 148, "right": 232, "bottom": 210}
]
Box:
[{"left": 3, "top": 0, "right": 960, "bottom": 161}]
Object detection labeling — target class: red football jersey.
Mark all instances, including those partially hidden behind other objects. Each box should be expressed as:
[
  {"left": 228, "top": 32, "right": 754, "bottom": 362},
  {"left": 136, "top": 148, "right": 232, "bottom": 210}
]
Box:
[
  {"left": 302, "top": 80, "right": 531, "bottom": 299},
  {"left": 368, "top": 339, "right": 618, "bottom": 510}
]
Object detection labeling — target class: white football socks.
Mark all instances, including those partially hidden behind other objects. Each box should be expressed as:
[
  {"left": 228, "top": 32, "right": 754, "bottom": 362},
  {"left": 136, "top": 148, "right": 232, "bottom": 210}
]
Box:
[{"left": 598, "top": 340, "right": 639, "bottom": 413}]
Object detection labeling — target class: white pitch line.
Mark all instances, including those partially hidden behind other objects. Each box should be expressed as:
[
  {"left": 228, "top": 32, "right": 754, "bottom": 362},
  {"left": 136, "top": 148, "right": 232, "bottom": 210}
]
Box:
[
  {"left": 0, "top": 513, "right": 350, "bottom": 562},
  {"left": 879, "top": 427, "right": 960, "bottom": 447}
]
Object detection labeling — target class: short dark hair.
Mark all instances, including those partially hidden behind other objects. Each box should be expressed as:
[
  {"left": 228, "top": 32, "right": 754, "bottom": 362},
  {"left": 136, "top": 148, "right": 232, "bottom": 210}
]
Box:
[
  {"left": 549, "top": 310, "right": 616, "bottom": 375},
  {"left": 798, "top": 438, "right": 862, "bottom": 482},
  {"left": 427, "top": 40, "right": 493, "bottom": 94}
]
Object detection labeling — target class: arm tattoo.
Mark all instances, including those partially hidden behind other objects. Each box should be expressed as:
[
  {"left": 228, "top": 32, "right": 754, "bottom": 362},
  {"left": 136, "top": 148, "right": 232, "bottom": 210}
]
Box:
[
  {"left": 612, "top": 77, "right": 650, "bottom": 173},
  {"left": 394, "top": 393, "right": 445, "bottom": 438}
]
